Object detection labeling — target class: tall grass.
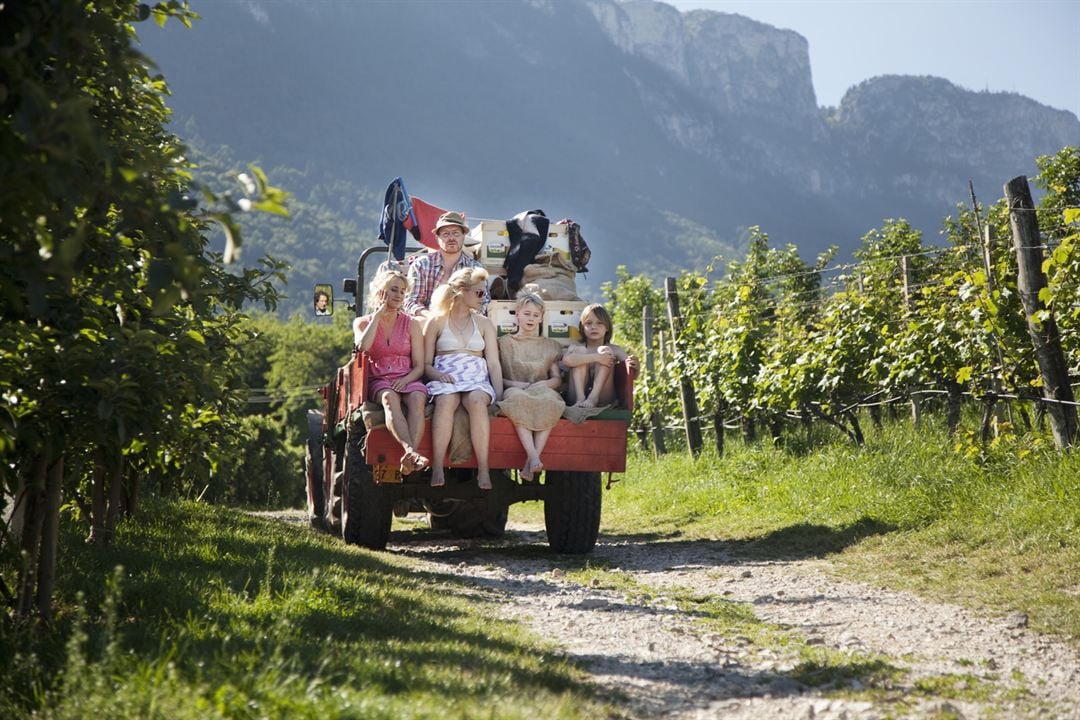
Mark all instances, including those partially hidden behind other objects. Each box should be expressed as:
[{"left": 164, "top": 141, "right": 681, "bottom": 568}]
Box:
[
  {"left": 0, "top": 502, "right": 605, "bottom": 719},
  {"left": 602, "top": 417, "right": 1079, "bottom": 640}
]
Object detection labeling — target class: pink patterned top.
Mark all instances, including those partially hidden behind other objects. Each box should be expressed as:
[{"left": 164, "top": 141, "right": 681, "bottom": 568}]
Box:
[{"left": 364, "top": 312, "right": 428, "bottom": 399}]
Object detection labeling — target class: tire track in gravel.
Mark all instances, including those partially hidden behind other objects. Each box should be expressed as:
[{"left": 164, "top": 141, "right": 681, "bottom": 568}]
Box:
[{"left": 386, "top": 522, "right": 1080, "bottom": 720}]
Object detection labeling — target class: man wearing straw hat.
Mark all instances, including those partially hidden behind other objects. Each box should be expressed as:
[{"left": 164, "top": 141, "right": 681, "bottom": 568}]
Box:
[{"left": 403, "top": 211, "right": 489, "bottom": 318}]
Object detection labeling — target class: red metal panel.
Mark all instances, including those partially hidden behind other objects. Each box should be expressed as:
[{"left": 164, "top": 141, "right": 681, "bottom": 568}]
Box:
[{"left": 365, "top": 417, "right": 629, "bottom": 473}]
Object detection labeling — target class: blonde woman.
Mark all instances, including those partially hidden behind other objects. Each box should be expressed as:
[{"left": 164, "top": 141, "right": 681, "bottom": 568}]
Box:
[
  {"left": 423, "top": 267, "right": 503, "bottom": 490},
  {"left": 496, "top": 293, "right": 564, "bottom": 481},
  {"left": 353, "top": 268, "right": 429, "bottom": 475}
]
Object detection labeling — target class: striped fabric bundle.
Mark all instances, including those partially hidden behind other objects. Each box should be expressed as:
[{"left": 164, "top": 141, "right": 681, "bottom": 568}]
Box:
[{"left": 427, "top": 354, "right": 495, "bottom": 403}]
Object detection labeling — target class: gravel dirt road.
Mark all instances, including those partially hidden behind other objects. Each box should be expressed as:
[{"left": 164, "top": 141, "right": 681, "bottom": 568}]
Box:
[{"left": 270, "top": 511, "right": 1079, "bottom": 719}]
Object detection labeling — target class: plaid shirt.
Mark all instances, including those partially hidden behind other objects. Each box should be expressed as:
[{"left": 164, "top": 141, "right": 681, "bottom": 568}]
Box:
[{"left": 403, "top": 250, "right": 489, "bottom": 316}]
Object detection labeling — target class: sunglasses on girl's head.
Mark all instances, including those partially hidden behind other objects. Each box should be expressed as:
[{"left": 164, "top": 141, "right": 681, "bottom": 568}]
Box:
[{"left": 472, "top": 288, "right": 485, "bottom": 298}]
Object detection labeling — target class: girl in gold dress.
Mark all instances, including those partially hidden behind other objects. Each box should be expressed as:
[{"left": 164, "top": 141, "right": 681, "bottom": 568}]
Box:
[{"left": 496, "top": 293, "right": 565, "bottom": 481}]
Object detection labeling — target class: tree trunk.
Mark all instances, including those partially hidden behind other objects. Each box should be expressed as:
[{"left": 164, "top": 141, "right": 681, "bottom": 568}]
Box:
[
  {"left": 89, "top": 449, "right": 107, "bottom": 545},
  {"left": 945, "top": 379, "right": 963, "bottom": 435},
  {"left": 103, "top": 452, "right": 125, "bottom": 547},
  {"left": 980, "top": 397, "right": 997, "bottom": 444},
  {"left": 15, "top": 454, "right": 47, "bottom": 617},
  {"left": 910, "top": 394, "right": 922, "bottom": 430},
  {"left": 1018, "top": 404, "right": 1033, "bottom": 431},
  {"left": 769, "top": 415, "right": 783, "bottom": 446},
  {"left": 712, "top": 408, "right": 724, "bottom": 457},
  {"left": 742, "top": 415, "right": 756, "bottom": 444},
  {"left": 845, "top": 408, "right": 865, "bottom": 446},
  {"left": 35, "top": 454, "right": 64, "bottom": 621},
  {"left": 801, "top": 408, "right": 813, "bottom": 444}
]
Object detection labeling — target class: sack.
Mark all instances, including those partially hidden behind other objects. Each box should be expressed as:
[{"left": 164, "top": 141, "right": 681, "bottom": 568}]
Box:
[
  {"left": 521, "top": 252, "right": 579, "bottom": 301},
  {"left": 557, "top": 219, "right": 590, "bottom": 274}
]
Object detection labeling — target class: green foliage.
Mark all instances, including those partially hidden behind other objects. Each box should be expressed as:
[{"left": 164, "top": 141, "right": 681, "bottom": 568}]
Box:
[
  {"left": 185, "top": 135, "right": 380, "bottom": 317},
  {"left": 613, "top": 149, "right": 1080, "bottom": 445},
  {"left": 0, "top": 0, "right": 294, "bottom": 613}
]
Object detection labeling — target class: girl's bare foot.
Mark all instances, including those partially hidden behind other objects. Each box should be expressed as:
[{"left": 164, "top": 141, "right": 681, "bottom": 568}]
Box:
[
  {"left": 530, "top": 458, "right": 544, "bottom": 477},
  {"left": 411, "top": 451, "right": 430, "bottom": 471},
  {"left": 477, "top": 472, "right": 492, "bottom": 491},
  {"left": 399, "top": 452, "right": 416, "bottom": 476},
  {"left": 431, "top": 469, "right": 445, "bottom": 488},
  {"left": 521, "top": 462, "right": 534, "bottom": 483},
  {"left": 576, "top": 397, "right": 597, "bottom": 409}
]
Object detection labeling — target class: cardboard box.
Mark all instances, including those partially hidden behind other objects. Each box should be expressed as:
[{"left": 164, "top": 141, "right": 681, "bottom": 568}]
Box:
[
  {"left": 544, "top": 301, "right": 586, "bottom": 345},
  {"left": 542, "top": 224, "right": 571, "bottom": 264},
  {"left": 468, "top": 220, "right": 510, "bottom": 268},
  {"left": 487, "top": 300, "right": 518, "bottom": 337}
]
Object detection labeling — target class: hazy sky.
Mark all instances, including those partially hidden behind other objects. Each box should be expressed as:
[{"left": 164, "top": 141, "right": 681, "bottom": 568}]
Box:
[{"left": 664, "top": 0, "right": 1080, "bottom": 118}]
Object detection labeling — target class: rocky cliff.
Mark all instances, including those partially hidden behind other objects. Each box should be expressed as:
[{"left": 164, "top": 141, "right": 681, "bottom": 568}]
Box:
[{"left": 137, "top": 0, "right": 1080, "bottom": 287}]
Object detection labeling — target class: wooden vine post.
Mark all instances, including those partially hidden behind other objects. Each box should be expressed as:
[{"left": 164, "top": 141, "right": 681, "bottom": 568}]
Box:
[
  {"left": 900, "top": 255, "right": 922, "bottom": 430},
  {"left": 664, "top": 277, "right": 703, "bottom": 456},
  {"left": 972, "top": 180, "right": 1010, "bottom": 436},
  {"left": 642, "top": 304, "right": 667, "bottom": 457},
  {"left": 1006, "top": 176, "right": 1077, "bottom": 449}
]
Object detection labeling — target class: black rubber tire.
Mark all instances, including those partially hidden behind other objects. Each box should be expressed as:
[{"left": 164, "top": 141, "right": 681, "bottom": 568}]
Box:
[
  {"left": 305, "top": 410, "right": 326, "bottom": 531},
  {"left": 544, "top": 471, "right": 601, "bottom": 554},
  {"left": 341, "top": 429, "right": 393, "bottom": 549}
]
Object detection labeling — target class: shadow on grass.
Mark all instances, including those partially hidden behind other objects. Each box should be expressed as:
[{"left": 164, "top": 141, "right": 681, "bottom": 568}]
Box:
[
  {"left": 725, "top": 517, "right": 898, "bottom": 561},
  {"left": 11, "top": 499, "right": 599, "bottom": 711}
]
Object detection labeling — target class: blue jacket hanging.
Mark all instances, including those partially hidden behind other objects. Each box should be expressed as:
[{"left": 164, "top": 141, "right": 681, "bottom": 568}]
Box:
[{"left": 378, "top": 177, "right": 417, "bottom": 261}]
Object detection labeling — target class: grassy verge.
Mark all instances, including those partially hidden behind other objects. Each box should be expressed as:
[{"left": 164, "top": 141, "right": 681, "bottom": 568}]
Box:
[
  {"left": 595, "top": 417, "right": 1079, "bottom": 642},
  {"left": 0, "top": 501, "right": 608, "bottom": 719}
]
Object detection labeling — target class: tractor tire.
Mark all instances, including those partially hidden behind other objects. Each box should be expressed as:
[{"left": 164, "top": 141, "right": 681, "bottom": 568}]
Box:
[
  {"left": 341, "top": 429, "right": 393, "bottom": 550},
  {"left": 543, "top": 471, "right": 601, "bottom": 554},
  {"left": 305, "top": 410, "right": 326, "bottom": 531}
]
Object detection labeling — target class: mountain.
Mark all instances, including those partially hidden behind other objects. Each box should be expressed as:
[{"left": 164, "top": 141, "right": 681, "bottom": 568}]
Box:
[{"left": 136, "top": 0, "right": 1079, "bottom": 310}]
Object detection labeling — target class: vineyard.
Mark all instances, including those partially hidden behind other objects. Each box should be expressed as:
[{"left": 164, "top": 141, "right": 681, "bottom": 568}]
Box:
[{"left": 605, "top": 148, "right": 1080, "bottom": 456}]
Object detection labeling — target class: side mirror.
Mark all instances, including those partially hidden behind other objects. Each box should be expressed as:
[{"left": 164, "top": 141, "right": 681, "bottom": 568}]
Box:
[{"left": 313, "top": 283, "right": 333, "bottom": 317}]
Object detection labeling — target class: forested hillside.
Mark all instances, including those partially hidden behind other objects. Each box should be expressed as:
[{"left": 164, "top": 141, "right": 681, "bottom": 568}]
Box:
[{"left": 137, "top": 0, "right": 1080, "bottom": 308}]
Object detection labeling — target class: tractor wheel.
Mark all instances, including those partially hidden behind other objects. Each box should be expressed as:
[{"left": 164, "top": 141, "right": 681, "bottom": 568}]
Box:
[
  {"left": 305, "top": 410, "right": 326, "bottom": 531},
  {"left": 543, "top": 471, "right": 601, "bottom": 554},
  {"left": 341, "top": 429, "right": 393, "bottom": 550}
]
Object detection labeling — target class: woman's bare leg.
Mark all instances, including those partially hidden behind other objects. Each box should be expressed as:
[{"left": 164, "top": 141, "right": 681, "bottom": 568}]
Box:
[
  {"left": 430, "top": 394, "right": 460, "bottom": 487},
  {"left": 377, "top": 389, "right": 416, "bottom": 473},
  {"left": 464, "top": 390, "right": 492, "bottom": 490},
  {"left": 405, "top": 391, "right": 429, "bottom": 470}
]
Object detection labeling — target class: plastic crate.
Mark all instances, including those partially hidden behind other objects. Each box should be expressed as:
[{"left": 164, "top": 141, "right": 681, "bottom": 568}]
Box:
[
  {"left": 468, "top": 220, "right": 510, "bottom": 268},
  {"left": 542, "top": 224, "right": 570, "bottom": 264},
  {"left": 488, "top": 300, "right": 518, "bottom": 336},
  {"left": 543, "top": 301, "right": 586, "bottom": 345}
]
